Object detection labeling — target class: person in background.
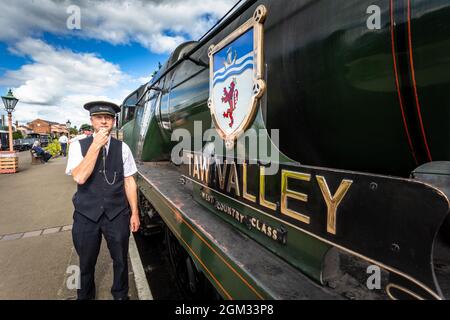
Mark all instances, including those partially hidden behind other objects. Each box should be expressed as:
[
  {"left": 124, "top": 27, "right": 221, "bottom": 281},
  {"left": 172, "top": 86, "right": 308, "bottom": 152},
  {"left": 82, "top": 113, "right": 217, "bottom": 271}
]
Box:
[
  {"left": 32, "top": 141, "right": 52, "bottom": 162},
  {"left": 59, "top": 133, "right": 68, "bottom": 157},
  {"left": 69, "top": 124, "right": 92, "bottom": 144}
]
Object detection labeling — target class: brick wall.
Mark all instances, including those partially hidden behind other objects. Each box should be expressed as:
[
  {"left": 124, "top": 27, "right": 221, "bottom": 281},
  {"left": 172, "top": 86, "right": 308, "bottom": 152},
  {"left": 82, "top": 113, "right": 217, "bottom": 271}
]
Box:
[{"left": 28, "top": 119, "right": 51, "bottom": 134}]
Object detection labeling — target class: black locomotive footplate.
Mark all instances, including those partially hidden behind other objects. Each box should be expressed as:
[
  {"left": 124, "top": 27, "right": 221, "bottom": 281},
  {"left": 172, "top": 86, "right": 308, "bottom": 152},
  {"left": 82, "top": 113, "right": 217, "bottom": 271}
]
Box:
[{"left": 182, "top": 151, "right": 450, "bottom": 299}]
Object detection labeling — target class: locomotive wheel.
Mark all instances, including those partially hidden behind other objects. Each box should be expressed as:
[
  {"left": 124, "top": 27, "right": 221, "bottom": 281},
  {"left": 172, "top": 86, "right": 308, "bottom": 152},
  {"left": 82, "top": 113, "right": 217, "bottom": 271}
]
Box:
[
  {"left": 165, "top": 226, "right": 219, "bottom": 299},
  {"left": 165, "top": 226, "right": 191, "bottom": 298},
  {"left": 138, "top": 191, "right": 163, "bottom": 236},
  {"left": 440, "top": 215, "right": 450, "bottom": 245}
]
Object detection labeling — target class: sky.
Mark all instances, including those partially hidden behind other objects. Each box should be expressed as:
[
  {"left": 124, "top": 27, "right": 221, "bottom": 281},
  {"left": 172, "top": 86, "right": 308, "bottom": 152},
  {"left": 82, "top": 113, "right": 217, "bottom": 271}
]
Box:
[{"left": 0, "top": 0, "right": 238, "bottom": 129}]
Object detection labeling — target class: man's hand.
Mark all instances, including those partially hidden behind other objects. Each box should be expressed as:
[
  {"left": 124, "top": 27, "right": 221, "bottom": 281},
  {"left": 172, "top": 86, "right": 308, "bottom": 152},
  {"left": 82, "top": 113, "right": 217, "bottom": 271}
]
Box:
[
  {"left": 93, "top": 128, "right": 109, "bottom": 149},
  {"left": 130, "top": 213, "right": 140, "bottom": 232},
  {"left": 71, "top": 128, "right": 109, "bottom": 185}
]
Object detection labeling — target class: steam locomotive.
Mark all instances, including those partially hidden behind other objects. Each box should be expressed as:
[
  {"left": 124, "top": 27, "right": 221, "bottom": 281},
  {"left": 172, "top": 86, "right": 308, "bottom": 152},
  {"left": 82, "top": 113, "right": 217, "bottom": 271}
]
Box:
[{"left": 119, "top": 0, "right": 449, "bottom": 300}]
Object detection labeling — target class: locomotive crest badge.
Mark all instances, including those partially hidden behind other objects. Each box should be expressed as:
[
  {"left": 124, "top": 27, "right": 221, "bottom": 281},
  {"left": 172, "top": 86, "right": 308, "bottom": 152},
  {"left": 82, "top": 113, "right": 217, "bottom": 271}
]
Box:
[{"left": 208, "top": 5, "right": 267, "bottom": 148}]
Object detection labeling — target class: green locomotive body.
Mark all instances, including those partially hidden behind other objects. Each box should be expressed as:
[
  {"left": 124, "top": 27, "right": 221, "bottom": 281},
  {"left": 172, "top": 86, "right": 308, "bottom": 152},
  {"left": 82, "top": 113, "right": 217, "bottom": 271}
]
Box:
[{"left": 119, "top": 0, "right": 449, "bottom": 300}]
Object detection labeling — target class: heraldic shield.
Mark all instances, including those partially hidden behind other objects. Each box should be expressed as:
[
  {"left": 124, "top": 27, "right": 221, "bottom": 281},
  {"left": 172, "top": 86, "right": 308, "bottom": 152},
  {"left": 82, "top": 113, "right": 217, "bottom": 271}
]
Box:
[{"left": 208, "top": 5, "right": 267, "bottom": 147}]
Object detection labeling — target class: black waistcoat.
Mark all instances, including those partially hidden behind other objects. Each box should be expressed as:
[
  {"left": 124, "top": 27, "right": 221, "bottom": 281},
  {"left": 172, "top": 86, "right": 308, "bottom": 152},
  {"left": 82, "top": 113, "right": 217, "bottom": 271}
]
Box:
[{"left": 72, "top": 136, "right": 128, "bottom": 222}]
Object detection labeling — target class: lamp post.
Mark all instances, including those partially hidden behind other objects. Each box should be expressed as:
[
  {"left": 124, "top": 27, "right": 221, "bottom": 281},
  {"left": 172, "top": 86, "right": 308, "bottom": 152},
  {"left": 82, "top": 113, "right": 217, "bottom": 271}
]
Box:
[
  {"left": 1, "top": 89, "right": 19, "bottom": 152},
  {"left": 66, "top": 119, "right": 71, "bottom": 134}
]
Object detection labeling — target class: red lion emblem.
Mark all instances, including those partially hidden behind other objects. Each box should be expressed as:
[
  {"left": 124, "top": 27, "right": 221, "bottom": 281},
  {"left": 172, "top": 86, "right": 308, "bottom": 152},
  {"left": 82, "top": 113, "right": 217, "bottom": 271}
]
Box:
[{"left": 221, "top": 79, "right": 239, "bottom": 127}]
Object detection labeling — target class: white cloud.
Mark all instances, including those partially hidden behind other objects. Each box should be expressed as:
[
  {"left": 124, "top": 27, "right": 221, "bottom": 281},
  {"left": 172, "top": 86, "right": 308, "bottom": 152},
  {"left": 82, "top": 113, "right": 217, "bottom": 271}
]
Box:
[
  {"left": 0, "top": 0, "right": 238, "bottom": 54},
  {"left": 0, "top": 38, "right": 144, "bottom": 127},
  {"left": 3, "top": 38, "right": 122, "bottom": 104},
  {"left": 0, "top": 0, "right": 240, "bottom": 127}
]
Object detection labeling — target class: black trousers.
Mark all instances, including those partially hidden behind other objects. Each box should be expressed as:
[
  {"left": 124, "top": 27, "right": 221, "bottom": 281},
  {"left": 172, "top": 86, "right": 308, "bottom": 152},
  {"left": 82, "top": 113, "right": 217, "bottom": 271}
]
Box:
[
  {"left": 72, "top": 210, "right": 130, "bottom": 300},
  {"left": 60, "top": 143, "right": 67, "bottom": 157}
]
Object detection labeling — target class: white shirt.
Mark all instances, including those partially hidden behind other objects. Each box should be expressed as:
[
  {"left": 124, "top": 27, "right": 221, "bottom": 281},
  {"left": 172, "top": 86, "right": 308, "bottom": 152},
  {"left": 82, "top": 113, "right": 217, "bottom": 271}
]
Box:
[
  {"left": 69, "top": 134, "right": 88, "bottom": 144},
  {"left": 65, "top": 135, "right": 138, "bottom": 177},
  {"left": 59, "top": 135, "right": 68, "bottom": 144}
]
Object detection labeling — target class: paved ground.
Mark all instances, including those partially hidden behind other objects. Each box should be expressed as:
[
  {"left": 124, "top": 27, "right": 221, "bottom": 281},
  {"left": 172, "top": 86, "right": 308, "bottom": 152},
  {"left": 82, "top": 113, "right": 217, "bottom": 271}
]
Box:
[{"left": 0, "top": 151, "right": 138, "bottom": 300}]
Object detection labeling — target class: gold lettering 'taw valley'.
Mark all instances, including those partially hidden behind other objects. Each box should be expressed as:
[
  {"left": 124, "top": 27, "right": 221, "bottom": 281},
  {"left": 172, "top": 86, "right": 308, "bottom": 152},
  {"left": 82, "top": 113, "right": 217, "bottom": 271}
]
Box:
[{"left": 185, "top": 152, "right": 353, "bottom": 235}]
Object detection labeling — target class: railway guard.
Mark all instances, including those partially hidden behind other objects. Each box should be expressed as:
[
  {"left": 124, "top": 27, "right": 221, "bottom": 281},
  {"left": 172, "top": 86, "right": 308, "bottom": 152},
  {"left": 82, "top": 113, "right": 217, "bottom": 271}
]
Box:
[{"left": 65, "top": 101, "right": 140, "bottom": 300}]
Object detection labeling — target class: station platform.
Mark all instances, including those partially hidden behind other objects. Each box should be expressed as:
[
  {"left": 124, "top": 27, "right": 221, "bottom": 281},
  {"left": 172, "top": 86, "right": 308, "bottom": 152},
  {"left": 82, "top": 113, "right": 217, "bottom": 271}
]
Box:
[{"left": 0, "top": 151, "right": 143, "bottom": 300}]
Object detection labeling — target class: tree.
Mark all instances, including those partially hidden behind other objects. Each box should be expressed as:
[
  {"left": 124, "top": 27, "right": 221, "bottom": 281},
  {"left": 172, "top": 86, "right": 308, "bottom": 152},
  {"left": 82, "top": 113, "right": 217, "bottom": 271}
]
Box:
[
  {"left": 44, "top": 139, "right": 61, "bottom": 157},
  {"left": 13, "top": 131, "right": 23, "bottom": 139}
]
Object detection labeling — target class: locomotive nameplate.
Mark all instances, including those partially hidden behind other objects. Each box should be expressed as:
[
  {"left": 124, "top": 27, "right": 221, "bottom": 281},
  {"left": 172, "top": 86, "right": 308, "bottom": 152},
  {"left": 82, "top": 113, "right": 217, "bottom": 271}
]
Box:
[
  {"left": 208, "top": 5, "right": 267, "bottom": 148},
  {"left": 181, "top": 150, "right": 449, "bottom": 300},
  {"left": 200, "top": 190, "right": 288, "bottom": 244}
]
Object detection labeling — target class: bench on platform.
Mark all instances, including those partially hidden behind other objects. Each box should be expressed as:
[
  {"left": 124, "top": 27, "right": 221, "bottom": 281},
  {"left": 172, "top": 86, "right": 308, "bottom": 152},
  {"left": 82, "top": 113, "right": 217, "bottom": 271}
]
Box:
[{"left": 30, "top": 149, "right": 44, "bottom": 165}]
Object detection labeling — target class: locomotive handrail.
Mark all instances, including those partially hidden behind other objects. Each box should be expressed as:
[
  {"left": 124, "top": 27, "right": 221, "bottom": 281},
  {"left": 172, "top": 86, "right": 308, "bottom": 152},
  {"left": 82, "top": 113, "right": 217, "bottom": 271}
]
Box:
[
  {"left": 196, "top": 0, "right": 244, "bottom": 44},
  {"left": 133, "top": 0, "right": 257, "bottom": 106}
]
